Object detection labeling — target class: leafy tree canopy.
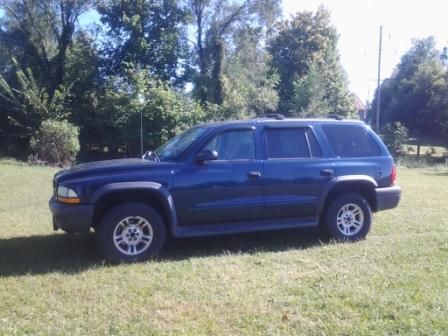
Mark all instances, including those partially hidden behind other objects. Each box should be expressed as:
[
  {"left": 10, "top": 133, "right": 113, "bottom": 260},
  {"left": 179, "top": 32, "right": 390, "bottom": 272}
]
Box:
[
  {"left": 370, "top": 37, "right": 448, "bottom": 136},
  {"left": 268, "top": 6, "right": 354, "bottom": 117}
]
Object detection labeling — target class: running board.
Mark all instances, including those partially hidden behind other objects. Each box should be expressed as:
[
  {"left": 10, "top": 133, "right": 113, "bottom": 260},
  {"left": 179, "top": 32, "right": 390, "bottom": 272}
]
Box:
[{"left": 172, "top": 217, "right": 319, "bottom": 238}]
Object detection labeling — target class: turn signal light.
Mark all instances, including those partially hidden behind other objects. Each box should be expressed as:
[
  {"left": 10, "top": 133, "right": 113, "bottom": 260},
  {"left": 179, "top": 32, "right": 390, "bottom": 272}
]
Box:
[{"left": 57, "top": 196, "right": 81, "bottom": 204}]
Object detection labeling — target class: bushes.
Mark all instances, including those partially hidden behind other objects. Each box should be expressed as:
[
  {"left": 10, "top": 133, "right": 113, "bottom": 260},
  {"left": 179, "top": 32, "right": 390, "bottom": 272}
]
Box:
[
  {"left": 30, "top": 120, "right": 80, "bottom": 166},
  {"left": 381, "top": 122, "right": 409, "bottom": 156},
  {"left": 93, "top": 72, "right": 213, "bottom": 156}
]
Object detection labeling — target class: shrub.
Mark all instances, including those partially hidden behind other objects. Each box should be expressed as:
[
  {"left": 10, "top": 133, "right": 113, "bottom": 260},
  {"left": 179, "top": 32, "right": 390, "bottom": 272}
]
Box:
[
  {"left": 381, "top": 122, "right": 409, "bottom": 156},
  {"left": 425, "top": 147, "right": 437, "bottom": 157},
  {"left": 30, "top": 119, "right": 80, "bottom": 166}
]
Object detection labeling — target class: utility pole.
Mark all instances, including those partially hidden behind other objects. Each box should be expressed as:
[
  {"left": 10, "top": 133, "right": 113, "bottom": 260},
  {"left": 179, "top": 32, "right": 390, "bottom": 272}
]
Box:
[{"left": 376, "top": 25, "right": 383, "bottom": 133}]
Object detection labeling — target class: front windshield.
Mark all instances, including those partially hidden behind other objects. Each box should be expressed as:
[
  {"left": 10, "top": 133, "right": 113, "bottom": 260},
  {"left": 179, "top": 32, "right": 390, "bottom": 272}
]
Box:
[{"left": 155, "top": 126, "right": 208, "bottom": 161}]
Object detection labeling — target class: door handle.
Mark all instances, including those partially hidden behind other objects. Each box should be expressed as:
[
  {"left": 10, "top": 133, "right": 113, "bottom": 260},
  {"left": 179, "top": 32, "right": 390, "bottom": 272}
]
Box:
[
  {"left": 248, "top": 171, "right": 262, "bottom": 177},
  {"left": 320, "top": 169, "right": 334, "bottom": 177}
]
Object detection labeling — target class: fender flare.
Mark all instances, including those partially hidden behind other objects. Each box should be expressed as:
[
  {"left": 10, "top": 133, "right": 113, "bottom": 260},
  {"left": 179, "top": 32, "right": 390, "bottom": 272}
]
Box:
[
  {"left": 92, "top": 182, "right": 178, "bottom": 229},
  {"left": 316, "top": 175, "right": 378, "bottom": 216}
]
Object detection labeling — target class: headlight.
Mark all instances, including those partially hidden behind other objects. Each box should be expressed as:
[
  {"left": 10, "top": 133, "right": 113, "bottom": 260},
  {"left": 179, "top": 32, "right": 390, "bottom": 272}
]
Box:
[{"left": 57, "top": 186, "right": 80, "bottom": 204}]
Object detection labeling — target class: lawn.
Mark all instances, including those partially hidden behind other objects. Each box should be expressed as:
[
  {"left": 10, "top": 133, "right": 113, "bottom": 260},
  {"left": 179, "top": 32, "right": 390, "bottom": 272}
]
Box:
[{"left": 0, "top": 159, "right": 447, "bottom": 335}]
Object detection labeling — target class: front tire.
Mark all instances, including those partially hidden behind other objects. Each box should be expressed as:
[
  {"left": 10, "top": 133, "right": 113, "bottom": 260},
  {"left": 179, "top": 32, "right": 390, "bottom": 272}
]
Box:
[
  {"left": 97, "top": 202, "right": 166, "bottom": 263},
  {"left": 324, "top": 193, "right": 371, "bottom": 241}
]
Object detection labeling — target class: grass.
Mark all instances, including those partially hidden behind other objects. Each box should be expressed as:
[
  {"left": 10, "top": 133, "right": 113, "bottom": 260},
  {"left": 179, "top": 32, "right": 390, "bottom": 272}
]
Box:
[{"left": 0, "top": 159, "right": 447, "bottom": 335}]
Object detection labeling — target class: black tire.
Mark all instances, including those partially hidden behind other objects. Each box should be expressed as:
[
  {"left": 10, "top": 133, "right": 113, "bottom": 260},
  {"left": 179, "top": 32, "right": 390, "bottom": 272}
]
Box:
[
  {"left": 324, "top": 192, "right": 371, "bottom": 241},
  {"left": 97, "top": 202, "right": 166, "bottom": 263}
]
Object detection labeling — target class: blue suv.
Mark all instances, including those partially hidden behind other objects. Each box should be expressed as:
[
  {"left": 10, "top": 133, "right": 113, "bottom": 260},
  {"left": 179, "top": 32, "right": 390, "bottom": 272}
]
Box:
[{"left": 49, "top": 116, "right": 401, "bottom": 262}]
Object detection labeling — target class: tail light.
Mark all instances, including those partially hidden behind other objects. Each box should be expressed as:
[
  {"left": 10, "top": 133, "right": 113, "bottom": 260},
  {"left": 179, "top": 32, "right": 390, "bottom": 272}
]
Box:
[{"left": 391, "top": 165, "right": 397, "bottom": 185}]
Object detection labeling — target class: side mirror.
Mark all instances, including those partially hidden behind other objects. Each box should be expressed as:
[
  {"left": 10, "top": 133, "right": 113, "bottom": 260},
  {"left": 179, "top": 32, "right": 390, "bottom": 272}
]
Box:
[{"left": 195, "top": 149, "right": 218, "bottom": 164}]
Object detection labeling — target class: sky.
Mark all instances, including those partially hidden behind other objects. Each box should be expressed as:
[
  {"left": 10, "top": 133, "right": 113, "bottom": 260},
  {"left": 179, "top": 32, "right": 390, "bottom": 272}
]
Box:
[{"left": 283, "top": 0, "right": 448, "bottom": 102}]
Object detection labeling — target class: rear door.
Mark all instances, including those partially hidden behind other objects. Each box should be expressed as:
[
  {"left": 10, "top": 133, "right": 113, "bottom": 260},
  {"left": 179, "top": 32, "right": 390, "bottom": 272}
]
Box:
[{"left": 262, "top": 126, "right": 334, "bottom": 219}]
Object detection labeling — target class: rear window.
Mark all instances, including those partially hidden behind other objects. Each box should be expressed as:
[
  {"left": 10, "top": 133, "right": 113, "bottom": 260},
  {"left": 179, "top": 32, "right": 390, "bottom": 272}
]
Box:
[{"left": 322, "top": 125, "right": 380, "bottom": 157}]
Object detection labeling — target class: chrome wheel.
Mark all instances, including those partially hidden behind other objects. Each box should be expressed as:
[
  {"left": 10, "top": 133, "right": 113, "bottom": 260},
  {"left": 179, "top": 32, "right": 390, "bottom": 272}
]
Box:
[
  {"left": 336, "top": 203, "right": 364, "bottom": 236},
  {"left": 113, "top": 216, "right": 153, "bottom": 256}
]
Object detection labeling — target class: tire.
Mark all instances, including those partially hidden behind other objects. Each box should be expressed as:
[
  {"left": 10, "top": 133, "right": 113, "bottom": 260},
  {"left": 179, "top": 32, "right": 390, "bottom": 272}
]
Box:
[
  {"left": 324, "top": 192, "right": 371, "bottom": 241},
  {"left": 97, "top": 202, "right": 166, "bottom": 263}
]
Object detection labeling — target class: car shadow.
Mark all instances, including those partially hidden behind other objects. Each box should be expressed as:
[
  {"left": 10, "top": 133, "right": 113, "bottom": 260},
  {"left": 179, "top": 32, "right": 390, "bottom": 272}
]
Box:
[{"left": 0, "top": 228, "right": 325, "bottom": 277}]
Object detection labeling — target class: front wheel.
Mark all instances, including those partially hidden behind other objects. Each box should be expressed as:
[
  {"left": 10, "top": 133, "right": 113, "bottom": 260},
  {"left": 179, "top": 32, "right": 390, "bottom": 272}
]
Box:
[
  {"left": 324, "top": 193, "right": 371, "bottom": 241},
  {"left": 97, "top": 202, "right": 166, "bottom": 263}
]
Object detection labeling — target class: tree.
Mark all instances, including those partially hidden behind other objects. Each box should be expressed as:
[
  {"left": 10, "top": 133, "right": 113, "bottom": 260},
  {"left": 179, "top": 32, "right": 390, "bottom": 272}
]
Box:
[
  {"left": 0, "top": 59, "right": 71, "bottom": 138},
  {"left": 370, "top": 37, "right": 448, "bottom": 136},
  {"left": 290, "top": 63, "right": 330, "bottom": 117},
  {"left": 97, "top": 0, "right": 189, "bottom": 85},
  {"left": 94, "top": 66, "right": 209, "bottom": 156},
  {"left": 268, "top": 6, "right": 355, "bottom": 116},
  {"left": 0, "top": 0, "right": 93, "bottom": 93},
  {"left": 0, "top": 0, "right": 95, "bottom": 155},
  {"left": 220, "top": 26, "right": 279, "bottom": 118},
  {"left": 186, "top": 0, "right": 281, "bottom": 105}
]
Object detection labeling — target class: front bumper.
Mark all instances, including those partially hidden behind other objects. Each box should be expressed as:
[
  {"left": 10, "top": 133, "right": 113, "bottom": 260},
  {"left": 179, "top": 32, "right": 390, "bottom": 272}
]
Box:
[
  {"left": 374, "top": 186, "right": 401, "bottom": 211},
  {"left": 49, "top": 197, "right": 94, "bottom": 233}
]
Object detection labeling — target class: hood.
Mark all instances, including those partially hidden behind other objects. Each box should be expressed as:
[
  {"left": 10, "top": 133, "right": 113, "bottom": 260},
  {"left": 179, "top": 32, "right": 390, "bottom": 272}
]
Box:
[{"left": 54, "top": 158, "right": 173, "bottom": 183}]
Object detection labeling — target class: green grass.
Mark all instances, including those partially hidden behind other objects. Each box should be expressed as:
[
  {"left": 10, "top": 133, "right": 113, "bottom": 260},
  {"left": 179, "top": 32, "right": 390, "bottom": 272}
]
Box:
[{"left": 0, "top": 159, "right": 448, "bottom": 335}]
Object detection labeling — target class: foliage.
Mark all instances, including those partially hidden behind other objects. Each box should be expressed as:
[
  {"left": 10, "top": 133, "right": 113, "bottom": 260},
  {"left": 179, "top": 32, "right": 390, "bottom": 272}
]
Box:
[
  {"left": 30, "top": 119, "right": 80, "bottom": 165},
  {"left": 0, "top": 59, "right": 71, "bottom": 137},
  {"left": 9, "top": 2, "right": 448, "bottom": 160},
  {"left": 268, "top": 6, "right": 355, "bottom": 117},
  {"left": 94, "top": 67, "right": 210, "bottom": 155},
  {"left": 425, "top": 147, "right": 436, "bottom": 157},
  {"left": 381, "top": 122, "right": 409, "bottom": 156},
  {"left": 371, "top": 37, "right": 448, "bottom": 137},
  {"left": 187, "top": 0, "right": 281, "bottom": 105},
  {"left": 290, "top": 63, "right": 331, "bottom": 117},
  {"left": 0, "top": 0, "right": 93, "bottom": 91},
  {"left": 220, "top": 27, "right": 279, "bottom": 118},
  {"left": 0, "top": 0, "right": 92, "bottom": 155},
  {"left": 97, "top": 0, "right": 189, "bottom": 84}
]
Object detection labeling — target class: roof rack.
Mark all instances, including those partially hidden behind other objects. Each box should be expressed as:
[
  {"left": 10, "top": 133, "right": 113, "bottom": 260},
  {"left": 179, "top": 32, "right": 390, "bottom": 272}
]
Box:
[
  {"left": 265, "top": 113, "right": 285, "bottom": 120},
  {"left": 327, "top": 113, "right": 344, "bottom": 120}
]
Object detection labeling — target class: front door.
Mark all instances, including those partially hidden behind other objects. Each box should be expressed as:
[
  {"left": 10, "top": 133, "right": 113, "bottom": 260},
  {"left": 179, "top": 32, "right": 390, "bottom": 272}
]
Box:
[{"left": 172, "top": 128, "right": 264, "bottom": 225}]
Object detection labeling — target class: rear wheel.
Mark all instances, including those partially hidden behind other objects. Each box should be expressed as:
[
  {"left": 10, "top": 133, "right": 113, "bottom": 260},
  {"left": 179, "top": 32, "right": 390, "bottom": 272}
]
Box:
[
  {"left": 97, "top": 202, "right": 166, "bottom": 262},
  {"left": 324, "top": 193, "right": 371, "bottom": 241}
]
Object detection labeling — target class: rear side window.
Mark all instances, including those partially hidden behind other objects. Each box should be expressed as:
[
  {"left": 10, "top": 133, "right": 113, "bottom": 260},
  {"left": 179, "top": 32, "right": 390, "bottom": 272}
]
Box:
[
  {"left": 322, "top": 125, "right": 380, "bottom": 157},
  {"left": 266, "top": 128, "right": 310, "bottom": 159}
]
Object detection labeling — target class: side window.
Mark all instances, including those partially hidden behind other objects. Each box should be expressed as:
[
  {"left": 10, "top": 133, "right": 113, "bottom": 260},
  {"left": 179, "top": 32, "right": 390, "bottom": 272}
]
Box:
[
  {"left": 265, "top": 128, "right": 310, "bottom": 159},
  {"left": 322, "top": 125, "right": 380, "bottom": 157},
  {"left": 203, "top": 129, "right": 255, "bottom": 160}
]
